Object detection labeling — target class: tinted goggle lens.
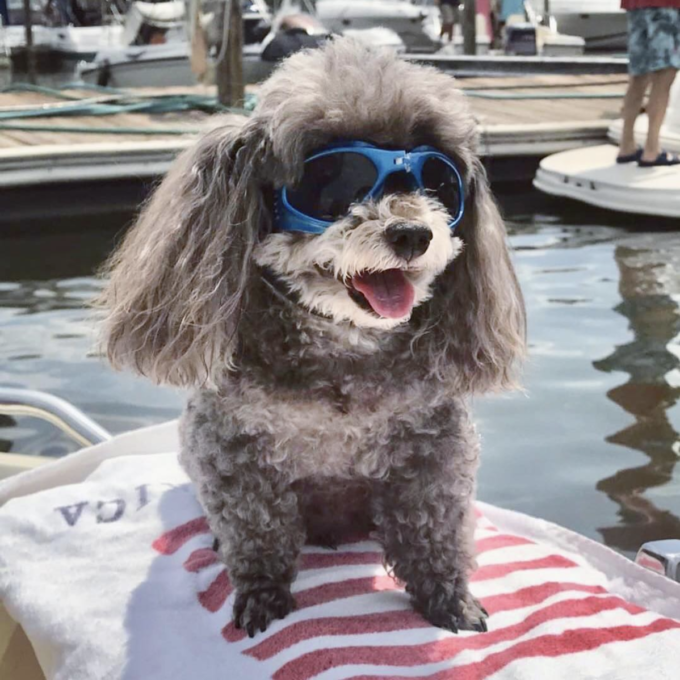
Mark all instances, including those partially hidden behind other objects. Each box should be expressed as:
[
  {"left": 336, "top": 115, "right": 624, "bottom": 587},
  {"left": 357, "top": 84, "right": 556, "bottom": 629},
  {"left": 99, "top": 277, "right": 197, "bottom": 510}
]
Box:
[
  {"left": 421, "top": 156, "right": 462, "bottom": 222},
  {"left": 286, "top": 152, "right": 378, "bottom": 222},
  {"left": 285, "top": 150, "right": 463, "bottom": 226}
]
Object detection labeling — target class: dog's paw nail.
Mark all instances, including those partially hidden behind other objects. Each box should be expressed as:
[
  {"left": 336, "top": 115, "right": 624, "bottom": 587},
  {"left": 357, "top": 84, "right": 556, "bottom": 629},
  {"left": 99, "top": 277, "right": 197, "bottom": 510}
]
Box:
[
  {"left": 456, "top": 597, "right": 489, "bottom": 633},
  {"left": 232, "top": 585, "right": 295, "bottom": 636},
  {"left": 418, "top": 590, "right": 489, "bottom": 634}
]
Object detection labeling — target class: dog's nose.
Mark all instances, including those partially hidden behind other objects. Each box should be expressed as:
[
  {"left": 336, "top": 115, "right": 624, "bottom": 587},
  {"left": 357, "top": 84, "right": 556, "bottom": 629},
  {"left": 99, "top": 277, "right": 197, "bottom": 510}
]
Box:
[{"left": 385, "top": 225, "right": 433, "bottom": 261}]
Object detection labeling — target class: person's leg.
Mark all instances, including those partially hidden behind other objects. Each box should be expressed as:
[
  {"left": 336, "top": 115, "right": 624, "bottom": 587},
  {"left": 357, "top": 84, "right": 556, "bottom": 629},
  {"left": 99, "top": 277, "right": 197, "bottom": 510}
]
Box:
[
  {"left": 440, "top": 4, "right": 455, "bottom": 42},
  {"left": 642, "top": 67, "right": 678, "bottom": 162},
  {"left": 619, "top": 9, "right": 650, "bottom": 158},
  {"left": 636, "top": 8, "right": 680, "bottom": 162},
  {"left": 619, "top": 74, "right": 650, "bottom": 157}
]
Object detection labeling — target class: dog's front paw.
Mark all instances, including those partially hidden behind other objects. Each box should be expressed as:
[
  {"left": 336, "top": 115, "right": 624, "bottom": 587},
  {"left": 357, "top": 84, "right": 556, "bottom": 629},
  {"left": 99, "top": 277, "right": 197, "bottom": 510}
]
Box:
[
  {"left": 416, "top": 589, "right": 489, "bottom": 634},
  {"left": 233, "top": 585, "right": 296, "bottom": 637}
]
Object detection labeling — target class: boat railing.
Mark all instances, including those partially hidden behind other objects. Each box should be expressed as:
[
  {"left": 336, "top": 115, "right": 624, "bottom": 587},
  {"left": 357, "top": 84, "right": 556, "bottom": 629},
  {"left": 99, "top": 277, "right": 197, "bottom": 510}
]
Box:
[{"left": 0, "top": 387, "right": 112, "bottom": 449}]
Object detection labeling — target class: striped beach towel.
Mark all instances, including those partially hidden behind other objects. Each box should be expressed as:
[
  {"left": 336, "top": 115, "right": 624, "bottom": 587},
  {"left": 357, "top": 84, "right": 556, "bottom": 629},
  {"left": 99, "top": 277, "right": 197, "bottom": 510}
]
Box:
[
  {"left": 1, "top": 429, "right": 679, "bottom": 680},
  {"left": 152, "top": 506, "right": 680, "bottom": 680}
]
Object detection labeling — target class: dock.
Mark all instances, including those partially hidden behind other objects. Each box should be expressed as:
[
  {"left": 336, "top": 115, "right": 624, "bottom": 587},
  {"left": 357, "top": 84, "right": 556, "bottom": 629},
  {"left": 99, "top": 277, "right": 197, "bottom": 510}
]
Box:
[{"left": 0, "top": 75, "right": 627, "bottom": 189}]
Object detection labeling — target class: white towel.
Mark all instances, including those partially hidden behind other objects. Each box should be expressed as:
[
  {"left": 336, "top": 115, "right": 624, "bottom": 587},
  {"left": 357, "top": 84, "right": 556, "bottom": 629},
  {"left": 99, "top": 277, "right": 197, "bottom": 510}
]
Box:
[{"left": 1, "top": 426, "right": 679, "bottom": 680}]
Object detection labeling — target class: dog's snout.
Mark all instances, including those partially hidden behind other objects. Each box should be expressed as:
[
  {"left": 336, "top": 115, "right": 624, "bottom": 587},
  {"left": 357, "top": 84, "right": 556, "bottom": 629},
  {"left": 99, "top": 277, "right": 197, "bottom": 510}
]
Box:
[{"left": 385, "top": 225, "right": 433, "bottom": 262}]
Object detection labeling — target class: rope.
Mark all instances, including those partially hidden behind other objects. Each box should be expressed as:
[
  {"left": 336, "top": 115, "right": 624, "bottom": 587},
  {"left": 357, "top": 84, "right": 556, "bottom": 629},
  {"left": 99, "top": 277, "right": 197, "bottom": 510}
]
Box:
[
  {"left": 0, "top": 82, "right": 256, "bottom": 124},
  {"left": 0, "top": 122, "right": 199, "bottom": 134},
  {"left": 0, "top": 79, "right": 623, "bottom": 133}
]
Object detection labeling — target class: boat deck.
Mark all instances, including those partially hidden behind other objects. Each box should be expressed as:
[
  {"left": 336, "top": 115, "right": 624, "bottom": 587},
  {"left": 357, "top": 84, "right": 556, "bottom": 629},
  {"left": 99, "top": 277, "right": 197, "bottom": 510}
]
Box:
[{"left": 0, "top": 74, "right": 628, "bottom": 187}]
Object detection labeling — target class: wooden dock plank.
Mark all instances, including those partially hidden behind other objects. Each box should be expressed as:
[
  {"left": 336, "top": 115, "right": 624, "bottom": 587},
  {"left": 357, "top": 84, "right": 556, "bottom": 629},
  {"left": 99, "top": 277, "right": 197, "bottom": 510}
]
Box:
[
  {"left": 0, "top": 75, "right": 628, "bottom": 186},
  {"left": 0, "top": 74, "right": 626, "bottom": 149}
]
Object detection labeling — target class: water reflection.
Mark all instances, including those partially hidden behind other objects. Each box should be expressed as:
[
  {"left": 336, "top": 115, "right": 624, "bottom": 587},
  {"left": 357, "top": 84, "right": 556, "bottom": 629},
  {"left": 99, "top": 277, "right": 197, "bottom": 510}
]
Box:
[
  {"left": 475, "top": 200, "right": 680, "bottom": 557},
  {"left": 594, "top": 241, "right": 680, "bottom": 553}
]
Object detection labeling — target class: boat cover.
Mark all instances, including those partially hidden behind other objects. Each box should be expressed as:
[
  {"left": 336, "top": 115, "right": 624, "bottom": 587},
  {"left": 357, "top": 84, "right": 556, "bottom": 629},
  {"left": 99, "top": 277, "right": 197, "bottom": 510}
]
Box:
[
  {"left": 1, "top": 421, "right": 679, "bottom": 679},
  {"left": 534, "top": 144, "right": 680, "bottom": 218}
]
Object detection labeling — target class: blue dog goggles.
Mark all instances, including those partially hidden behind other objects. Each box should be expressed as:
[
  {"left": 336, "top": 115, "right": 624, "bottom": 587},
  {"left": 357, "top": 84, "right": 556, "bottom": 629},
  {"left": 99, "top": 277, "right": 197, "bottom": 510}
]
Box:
[{"left": 275, "top": 141, "right": 465, "bottom": 235}]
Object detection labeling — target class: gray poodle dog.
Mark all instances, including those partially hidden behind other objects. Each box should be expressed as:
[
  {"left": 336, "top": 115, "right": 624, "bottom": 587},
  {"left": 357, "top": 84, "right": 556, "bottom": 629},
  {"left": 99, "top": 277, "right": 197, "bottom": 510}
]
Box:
[{"left": 99, "top": 38, "right": 526, "bottom": 638}]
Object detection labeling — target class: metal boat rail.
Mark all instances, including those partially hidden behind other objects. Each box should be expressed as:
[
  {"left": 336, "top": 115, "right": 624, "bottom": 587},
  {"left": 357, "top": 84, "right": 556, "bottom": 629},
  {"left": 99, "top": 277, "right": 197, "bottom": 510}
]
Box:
[{"left": 0, "top": 387, "right": 112, "bottom": 449}]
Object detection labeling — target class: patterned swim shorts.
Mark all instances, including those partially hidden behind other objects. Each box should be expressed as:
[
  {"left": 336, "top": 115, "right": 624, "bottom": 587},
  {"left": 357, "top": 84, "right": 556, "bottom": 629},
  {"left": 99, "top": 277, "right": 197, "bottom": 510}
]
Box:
[{"left": 628, "top": 8, "right": 680, "bottom": 76}]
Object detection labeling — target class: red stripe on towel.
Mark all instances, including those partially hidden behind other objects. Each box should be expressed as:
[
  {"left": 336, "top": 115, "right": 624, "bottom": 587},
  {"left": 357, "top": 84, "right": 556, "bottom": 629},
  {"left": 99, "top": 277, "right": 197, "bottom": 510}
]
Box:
[
  {"left": 472, "top": 555, "right": 577, "bottom": 581},
  {"left": 182, "top": 533, "right": 541, "bottom": 580},
  {"left": 184, "top": 548, "right": 219, "bottom": 573},
  {"left": 300, "top": 552, "right": 384, "bottom": 570},
  {"left": 296, "top": 575, "right": 400, "bottom": 608},
  {"left": 451, "top": 617, "right": 680, "bottom": 680},
  {"left": 222, "top": 575, "right": 401, "bottom": 642},
  {"left": 241, "top": 610, "right": 428, "bottom": 651},
  {"left": 152, "top": 517, "right": 210, "bottom": 555},
  {"left": 244, "top": 582, "right": 608, "bottom": 661},
  {"left": 482, "top": 581, "right": 607, "bottom": 615},
  {"left": 352, "top": 618, "right": 680, "bottom": 680},
  {"left": 198, "top": 570, "right": 233, "bottom": 613},
  {"left": 272, "top": 595, "right": 645, "bottom": 680},
  {"left": 222, "top": 552, "right": 584, "bottom": 642},
  {"left": 475, "top": 534, "right": 534, "bottom": 553}
]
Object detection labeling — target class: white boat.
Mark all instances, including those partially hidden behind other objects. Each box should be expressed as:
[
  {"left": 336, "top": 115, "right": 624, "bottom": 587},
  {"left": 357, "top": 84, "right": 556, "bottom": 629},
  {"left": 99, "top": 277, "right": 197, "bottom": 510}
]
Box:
[
  {"left": 79, "top": 40, "right": 277, "bottom": 88},
  {"left": 1, "top": 23, "right": 124, "bottom": 61},
  {"left": 533, "top": 144, "right": 680, "bottom": 218},
  {"left": 316, "top": 0, "right": 437, "bottom": 53},
  {"left": 79, "top": 0, "right": 406, "bottom": 88},
  {"left": 534, "top": 77, "right": 680, "bottom": 219},
  {"left": 527, "top": 0, "right": 627, "bottom": 52},
  {"left": 79, "top": 0, "right": 274, "bottom": 87}
]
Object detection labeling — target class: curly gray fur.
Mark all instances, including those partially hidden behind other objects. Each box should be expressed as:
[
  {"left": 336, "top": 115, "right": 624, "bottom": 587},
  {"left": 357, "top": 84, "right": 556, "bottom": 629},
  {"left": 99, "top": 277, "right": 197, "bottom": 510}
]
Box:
[{"left": 98, "top": 38, "right": 526, "bottom": 637}]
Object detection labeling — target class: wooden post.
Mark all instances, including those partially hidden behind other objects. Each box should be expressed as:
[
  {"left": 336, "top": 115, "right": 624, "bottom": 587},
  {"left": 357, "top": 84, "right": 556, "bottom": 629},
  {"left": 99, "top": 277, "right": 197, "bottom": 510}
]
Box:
[
  {"left": 216, "top": 0, "right": 244, "bottom": 108},
  {"left": 22, "top": 0, "right": 37, "bottom": 83},
  {"left": 463, "top": 0, "right": 476, "bottom": 56}
]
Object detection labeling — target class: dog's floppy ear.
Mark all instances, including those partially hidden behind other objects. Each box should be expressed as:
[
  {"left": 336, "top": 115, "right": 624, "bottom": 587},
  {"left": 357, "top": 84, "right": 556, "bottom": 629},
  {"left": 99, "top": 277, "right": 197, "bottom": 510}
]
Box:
[
  {"left": 414, "top": 162, "right": 526, "bottom": 393},
  {"left": 98, "top": 115, "right": 271, "bottom": 387}
]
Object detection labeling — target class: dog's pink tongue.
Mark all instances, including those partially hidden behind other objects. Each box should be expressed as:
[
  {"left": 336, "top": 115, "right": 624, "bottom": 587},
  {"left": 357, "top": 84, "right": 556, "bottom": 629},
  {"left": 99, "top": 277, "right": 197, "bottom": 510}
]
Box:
[{"left": 352, "top": 269, "right": 415, "bottom": 319}]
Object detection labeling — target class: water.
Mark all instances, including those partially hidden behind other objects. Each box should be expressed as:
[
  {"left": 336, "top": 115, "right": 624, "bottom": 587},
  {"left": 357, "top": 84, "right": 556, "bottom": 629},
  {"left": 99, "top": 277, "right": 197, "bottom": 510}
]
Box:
[{"left": 1, "top": 189, "right": 679, "bottom": 557}]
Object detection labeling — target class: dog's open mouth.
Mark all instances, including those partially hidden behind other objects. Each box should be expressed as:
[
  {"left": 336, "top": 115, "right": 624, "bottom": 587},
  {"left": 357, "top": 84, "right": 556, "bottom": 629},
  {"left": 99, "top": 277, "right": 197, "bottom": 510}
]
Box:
[{"left": 347, "top": 269, "right": 415, "bottom": 319}]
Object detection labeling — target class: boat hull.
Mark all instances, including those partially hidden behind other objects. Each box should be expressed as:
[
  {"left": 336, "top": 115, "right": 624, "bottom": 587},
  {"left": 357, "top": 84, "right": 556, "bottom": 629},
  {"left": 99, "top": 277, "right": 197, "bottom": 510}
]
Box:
[
  {"left": 79, "top": 50, "right": 274, "bottom": 88},
  {"left": 534, "top": 144, "right": 680, "bottom": 219}
]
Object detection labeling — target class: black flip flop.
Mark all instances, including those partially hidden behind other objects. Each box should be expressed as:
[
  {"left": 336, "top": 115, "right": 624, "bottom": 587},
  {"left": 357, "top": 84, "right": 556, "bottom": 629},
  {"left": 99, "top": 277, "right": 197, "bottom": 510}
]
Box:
[
  {"left": 638, "top": 151, "right": 680, "bottom": 167},
  {"left": 616, "top": 149, "right": 643, "bottom": 164}
]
